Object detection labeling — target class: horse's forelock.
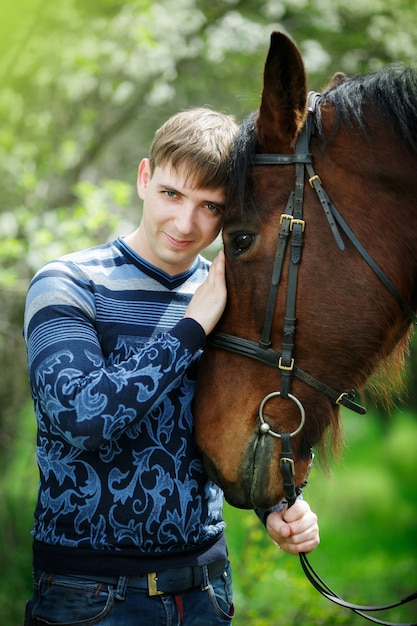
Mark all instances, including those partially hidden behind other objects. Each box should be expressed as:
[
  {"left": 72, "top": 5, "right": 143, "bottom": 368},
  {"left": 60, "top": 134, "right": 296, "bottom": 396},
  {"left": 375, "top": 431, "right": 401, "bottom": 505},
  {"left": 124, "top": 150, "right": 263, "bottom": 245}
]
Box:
[{"left": 226, "top": 112, "right": 257, "bottom": 219}]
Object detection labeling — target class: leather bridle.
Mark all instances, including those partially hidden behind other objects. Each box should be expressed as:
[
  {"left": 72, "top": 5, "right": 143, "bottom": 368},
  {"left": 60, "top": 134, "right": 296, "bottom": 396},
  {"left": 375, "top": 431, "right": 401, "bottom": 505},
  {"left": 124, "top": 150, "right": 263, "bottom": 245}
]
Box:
[
  {"left": 208, "top": 93, "right": 417, "bottom": 625},
  {"left": 210, "top": 92, "right": 417, "bottom": 418}
]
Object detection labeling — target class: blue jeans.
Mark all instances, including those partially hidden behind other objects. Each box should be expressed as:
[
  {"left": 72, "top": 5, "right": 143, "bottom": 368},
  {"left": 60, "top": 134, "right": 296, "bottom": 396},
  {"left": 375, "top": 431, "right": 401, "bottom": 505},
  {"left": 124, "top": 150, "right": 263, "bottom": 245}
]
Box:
[{"left": 24, "top": 563, "right": 234, "bottom": 625}]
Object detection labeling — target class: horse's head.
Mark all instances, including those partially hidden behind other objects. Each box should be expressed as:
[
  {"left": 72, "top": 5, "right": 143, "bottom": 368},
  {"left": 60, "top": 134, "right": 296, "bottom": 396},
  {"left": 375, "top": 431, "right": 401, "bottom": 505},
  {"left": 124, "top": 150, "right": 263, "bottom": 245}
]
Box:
[{"left": 194, "top": 33, "right": 417, "bottom": 509}]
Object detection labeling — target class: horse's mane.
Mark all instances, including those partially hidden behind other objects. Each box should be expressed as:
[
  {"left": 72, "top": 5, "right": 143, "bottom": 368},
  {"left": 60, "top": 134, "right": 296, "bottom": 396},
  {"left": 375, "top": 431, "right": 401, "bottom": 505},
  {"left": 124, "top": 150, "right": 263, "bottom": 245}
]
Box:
[
  {"left": 227, "top": 63, "right": 417, "bottom": 213},
  {"left": 318, "top": 63, "right": 417, "bottom": 151}
]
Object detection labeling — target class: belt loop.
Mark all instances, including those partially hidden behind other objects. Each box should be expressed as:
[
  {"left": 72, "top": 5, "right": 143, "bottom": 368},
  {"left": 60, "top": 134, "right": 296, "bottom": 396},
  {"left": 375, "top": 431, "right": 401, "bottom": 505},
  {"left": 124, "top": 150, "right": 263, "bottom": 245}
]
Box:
[{"left": 115, "top": 576, "right": 128, "bottom": 601}]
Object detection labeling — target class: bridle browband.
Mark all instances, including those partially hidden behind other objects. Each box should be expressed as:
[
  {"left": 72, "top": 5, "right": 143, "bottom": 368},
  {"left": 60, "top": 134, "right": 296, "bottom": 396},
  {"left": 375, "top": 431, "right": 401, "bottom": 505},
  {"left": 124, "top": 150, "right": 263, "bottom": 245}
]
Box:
[{"left": 208, "top": 92, "right": 417, "bottom": 625}]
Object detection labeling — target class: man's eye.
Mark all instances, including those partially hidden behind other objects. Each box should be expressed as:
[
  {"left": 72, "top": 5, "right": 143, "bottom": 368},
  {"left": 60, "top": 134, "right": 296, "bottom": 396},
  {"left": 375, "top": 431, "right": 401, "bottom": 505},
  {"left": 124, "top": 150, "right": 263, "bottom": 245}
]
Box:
[
  {"left": 206, "top": 203, "right": 221, "bottom": 213},
  {"left": 165, "top": 190, "right": 177, "bottom": 198}
]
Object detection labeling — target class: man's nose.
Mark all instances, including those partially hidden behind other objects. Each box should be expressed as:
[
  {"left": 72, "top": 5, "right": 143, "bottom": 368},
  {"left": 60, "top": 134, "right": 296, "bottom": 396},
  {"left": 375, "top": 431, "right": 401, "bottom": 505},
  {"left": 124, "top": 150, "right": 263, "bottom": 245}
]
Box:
[{"left": 174, "top": 205, "right": 196, "bottom": 234}]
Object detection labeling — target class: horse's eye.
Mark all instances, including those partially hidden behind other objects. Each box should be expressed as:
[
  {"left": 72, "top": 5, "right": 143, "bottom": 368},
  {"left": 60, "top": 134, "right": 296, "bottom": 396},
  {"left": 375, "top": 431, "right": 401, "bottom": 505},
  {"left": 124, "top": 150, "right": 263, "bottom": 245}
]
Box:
[{"left": 233, "top": 233, "right": 254, "bottom": 256}]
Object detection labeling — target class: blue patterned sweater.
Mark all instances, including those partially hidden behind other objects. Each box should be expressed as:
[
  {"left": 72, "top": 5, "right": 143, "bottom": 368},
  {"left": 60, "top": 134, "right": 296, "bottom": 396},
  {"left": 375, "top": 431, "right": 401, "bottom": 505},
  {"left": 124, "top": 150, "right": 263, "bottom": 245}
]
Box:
[{"left": 24, "top": 237, "right": 227, "bottom": 576}]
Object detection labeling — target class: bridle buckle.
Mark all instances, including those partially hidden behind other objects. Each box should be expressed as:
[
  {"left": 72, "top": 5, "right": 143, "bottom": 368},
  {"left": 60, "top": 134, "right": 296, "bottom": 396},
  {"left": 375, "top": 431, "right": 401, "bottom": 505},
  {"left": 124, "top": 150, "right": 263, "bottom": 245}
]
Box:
[
  {"left": 280, "top": 456, "right": 295, "bottom": 476},
  {"left": 278, "top": 357, "right": 294, "bottom": 371},
  {"left": 290, "top": 218, "right": 305, "bottom": 232},
  {"left": 335, "top": 391, "right": 349, "bottom": 405},
  {"left": 309, "top": 173, "right": 321, "bottom": 187},
  {"left": 280, "top": 213, "right": 293, "bottom": 224}
]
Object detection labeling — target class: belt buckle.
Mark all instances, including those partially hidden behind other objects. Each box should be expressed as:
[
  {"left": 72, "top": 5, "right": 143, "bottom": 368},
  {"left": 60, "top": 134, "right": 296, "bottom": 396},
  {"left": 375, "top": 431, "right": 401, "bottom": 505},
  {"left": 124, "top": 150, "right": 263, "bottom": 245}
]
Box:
[{"left": 147, "top": 572, "right": 164, "bottom": 596}]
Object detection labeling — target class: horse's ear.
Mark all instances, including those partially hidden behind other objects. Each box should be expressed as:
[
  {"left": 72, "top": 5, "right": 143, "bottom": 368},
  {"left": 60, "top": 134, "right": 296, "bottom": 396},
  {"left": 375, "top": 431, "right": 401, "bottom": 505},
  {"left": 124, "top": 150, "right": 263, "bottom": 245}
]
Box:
[
  {"left": 325, "top": 71, "right": 348, "bottom": 91},
  {"left": 256, "top": 32, "right": 307, "bottom": 153}
]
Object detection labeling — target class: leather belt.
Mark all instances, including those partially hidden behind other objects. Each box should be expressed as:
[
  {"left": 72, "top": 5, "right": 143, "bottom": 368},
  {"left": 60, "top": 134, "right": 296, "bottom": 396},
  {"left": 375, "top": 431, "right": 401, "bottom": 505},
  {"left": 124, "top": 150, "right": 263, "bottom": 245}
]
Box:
[{"left": 78, "top": 559, "right": 226, "bottom": 596}]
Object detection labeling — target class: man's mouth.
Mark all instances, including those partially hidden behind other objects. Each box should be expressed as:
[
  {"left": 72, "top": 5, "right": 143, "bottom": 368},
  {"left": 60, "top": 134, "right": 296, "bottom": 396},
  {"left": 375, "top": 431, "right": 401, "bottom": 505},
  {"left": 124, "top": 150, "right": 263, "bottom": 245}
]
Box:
[{"left": 165, "top": 233, "right": 194, "bottom": 249}]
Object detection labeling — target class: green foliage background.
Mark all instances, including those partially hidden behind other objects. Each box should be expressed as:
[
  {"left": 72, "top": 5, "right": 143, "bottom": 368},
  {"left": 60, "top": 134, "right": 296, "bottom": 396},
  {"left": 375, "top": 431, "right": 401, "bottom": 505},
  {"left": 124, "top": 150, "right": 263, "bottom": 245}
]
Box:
[{"left": 1, "top": 0, "right": 416, "bottom": 623}]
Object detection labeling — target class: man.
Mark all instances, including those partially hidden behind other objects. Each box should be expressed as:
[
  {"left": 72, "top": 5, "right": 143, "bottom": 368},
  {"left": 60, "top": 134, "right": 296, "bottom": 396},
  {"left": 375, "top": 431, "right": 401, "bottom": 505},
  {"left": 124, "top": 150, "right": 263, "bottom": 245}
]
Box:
[{"left": 24, "top": 108, "right": 319, "bottom": 625}]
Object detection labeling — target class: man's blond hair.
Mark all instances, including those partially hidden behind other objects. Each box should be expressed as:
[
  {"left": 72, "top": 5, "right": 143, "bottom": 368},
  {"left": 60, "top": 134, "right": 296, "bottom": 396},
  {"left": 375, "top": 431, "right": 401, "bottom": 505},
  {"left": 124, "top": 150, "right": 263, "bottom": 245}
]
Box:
[{"left": 149, "top": 108, "right": 238, "bottom": 189}]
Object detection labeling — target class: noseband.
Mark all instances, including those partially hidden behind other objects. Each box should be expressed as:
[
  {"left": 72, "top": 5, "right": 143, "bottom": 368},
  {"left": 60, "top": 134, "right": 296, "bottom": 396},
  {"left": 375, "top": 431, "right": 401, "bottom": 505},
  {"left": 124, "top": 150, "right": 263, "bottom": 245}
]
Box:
[{"left": 208, "top": 92, "right": 417, "bottom": 625}]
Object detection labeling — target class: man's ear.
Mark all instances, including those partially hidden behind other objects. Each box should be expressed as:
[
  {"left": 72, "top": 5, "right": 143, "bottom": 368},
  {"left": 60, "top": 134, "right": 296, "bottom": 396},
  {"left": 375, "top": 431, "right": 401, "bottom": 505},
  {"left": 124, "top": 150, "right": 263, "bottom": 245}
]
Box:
[{"left": 137, "top": 158, "right": 151, "bottom": 200}]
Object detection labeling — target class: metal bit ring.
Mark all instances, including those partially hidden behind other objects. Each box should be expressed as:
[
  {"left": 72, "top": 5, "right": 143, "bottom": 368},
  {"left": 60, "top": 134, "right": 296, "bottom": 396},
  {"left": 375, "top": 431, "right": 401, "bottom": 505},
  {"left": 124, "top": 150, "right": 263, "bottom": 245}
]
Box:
[{"left": 259, "top": 392, "right": 306, "bottom": 438}]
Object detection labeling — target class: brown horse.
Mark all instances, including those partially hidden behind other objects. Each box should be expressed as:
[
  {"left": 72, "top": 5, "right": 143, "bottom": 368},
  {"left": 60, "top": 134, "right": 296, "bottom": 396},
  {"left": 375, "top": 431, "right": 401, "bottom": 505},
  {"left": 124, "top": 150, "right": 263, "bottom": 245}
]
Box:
[{"left": 194, "top": 32, "right": 417, "bottom": 511}]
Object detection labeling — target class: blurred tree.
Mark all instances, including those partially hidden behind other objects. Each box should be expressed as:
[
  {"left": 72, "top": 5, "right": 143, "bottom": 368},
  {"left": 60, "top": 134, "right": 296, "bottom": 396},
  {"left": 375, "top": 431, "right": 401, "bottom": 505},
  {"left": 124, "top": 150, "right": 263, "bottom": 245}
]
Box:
[{"left": 1, "top": 0, "right": 416, "bottom": 462}]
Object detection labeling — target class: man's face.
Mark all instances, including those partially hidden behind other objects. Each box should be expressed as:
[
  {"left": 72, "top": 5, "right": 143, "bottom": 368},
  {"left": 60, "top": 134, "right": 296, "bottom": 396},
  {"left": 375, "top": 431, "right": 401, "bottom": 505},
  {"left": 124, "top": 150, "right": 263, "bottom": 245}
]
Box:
[{"left": 136, "top": 159, "right": 225, "bottom": 275}]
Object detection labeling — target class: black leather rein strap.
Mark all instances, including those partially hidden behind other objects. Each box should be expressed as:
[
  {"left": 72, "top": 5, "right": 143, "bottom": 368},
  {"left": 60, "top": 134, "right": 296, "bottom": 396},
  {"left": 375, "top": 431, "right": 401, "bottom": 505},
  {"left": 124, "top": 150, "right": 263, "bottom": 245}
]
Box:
[
  {"left": 282, "top": 448, "right": 417, "bottom": 626},
  {"left": 299, "top": 553, "right": 417, "bottom": 626}
]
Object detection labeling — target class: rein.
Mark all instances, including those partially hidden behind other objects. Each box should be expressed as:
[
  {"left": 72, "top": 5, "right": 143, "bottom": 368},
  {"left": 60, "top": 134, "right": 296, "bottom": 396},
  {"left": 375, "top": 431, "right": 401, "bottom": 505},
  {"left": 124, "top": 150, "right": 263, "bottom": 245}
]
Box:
[
  {"left": 209, "top": 92, "right": 417, "bottom": 625},
  {"left": 284, "top": 437, "right": 417, "bottom": 626}
]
